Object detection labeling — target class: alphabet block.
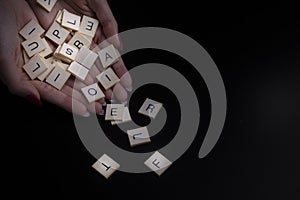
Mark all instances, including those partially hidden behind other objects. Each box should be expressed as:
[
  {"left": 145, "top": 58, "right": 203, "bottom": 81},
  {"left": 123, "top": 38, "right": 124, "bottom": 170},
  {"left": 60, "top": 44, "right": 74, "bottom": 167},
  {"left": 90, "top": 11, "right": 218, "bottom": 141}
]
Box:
[
  {"left": 55, "top": 9, "right": 63, "bottom": 24},
  {"left": 127, "top": 127, "right": 151, "bottom": 147},
  {"left": 21, "top": 35, "right": 46, "bottom": 58},
  {"left": 45, "top": 21, "right": 70, "bottom": 45},
  {"left": 98, "top": 44, "right": 119, "bottom": 68},
  {"left": 96, "top": 67, "right": 120, "bottom": 90},
  {"left": 46, "top": 65, "right": 71, "bottom": 90},
  {"left": 22, "top": 54, "right": 48, "bottom": 80},
  {"left": 23, "top": 50, "right": 30, "bottom": 63},
  {"left": 58, "top": 43, "right": 78, "bottom": 62},
  {"left": 75, "top": 46, "right": 98, "bottom": 69},
  {"left": 19, "top": 19, "right": 45, "bottom": 39},
  {"left": 105, "top": 104, "right": 125, "bottom": 121},
  {"left": 111, "top": 107, "right": 132, "bottom": 125},
  {"left": 39, "top": 38, "right": 53, "bottom": 58},
  {"left": 79, "top": 15, "right": 99, "bottom": 38},
  {"left": 36, "top": 0, "right": 58, "bottom": 12},
  {"left": 67, "top": 61, "right": 89, "bottom": 81},
  {"left": 144, "top": 151, "right": 172, "bottom": 176},
  {"left": 61, "top": 9, "right": 81, "bottom": 31},
  {"left": 37, "top": 63, "right": 55, "bottom": 81},
  {"left": 81, "top": 83, "right": 105, "bottom": 103},
  {"left": 92, "top": 154, "right": 120, "bottom": 179},
  {"left": 138, "top": 98, "right": 163, "bottom": 119},
  {"left": 68, "top": 32, "right": 91, "bottom": 50}
]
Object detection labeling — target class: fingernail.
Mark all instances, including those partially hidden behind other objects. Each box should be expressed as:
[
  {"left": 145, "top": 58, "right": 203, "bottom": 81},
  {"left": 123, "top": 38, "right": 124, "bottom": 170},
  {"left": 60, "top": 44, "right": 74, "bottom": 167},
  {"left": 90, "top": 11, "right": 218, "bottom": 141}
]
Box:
[
  {"left": 125, "top": 86, "right": 132, "bottom": 92},
  {"left": 102, "top": 101, "right": 107, "bottom": 106},
  {"left": 82, "top": 112, "right": 90, "bottom": 117},
  {"left": 25, "top": 94, "right": 43, "bottom": 107},
  {"left": 98, "top": 110, "right": 105, "bottom": 116}
]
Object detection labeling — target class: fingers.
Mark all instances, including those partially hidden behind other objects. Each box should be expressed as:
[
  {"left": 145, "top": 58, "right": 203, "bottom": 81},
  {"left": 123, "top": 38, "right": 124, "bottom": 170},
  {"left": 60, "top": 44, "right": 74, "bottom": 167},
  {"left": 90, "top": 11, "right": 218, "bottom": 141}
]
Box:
[
  {"left": 111, "top": 58, "right": 132, "bottom": 92},
  {"left": 88, "top": 0, "right": 121, "bottom": 48}
]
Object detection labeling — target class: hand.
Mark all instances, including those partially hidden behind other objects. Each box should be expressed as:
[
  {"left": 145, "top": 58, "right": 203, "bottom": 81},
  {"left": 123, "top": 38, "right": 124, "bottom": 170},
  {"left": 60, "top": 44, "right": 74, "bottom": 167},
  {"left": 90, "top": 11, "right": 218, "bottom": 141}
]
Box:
[
  {"left": 0, "top": 0, "right": 104, "bottom": 117},
  {"left": 27, "top": 0, "right": 133, "bottom": 103}
]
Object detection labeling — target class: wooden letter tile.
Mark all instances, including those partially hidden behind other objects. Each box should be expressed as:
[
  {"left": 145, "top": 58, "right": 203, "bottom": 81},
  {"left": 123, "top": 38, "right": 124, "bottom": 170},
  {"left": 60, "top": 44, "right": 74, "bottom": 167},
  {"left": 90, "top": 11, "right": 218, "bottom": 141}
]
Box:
[
  {"left": 21, "top": 35, "right": 46, "bottom": 58},
  {"left": 79, "top": 15, "right": 99, "bottom": 38},
  {"left": 36, "top": 0, "right": 58, "bottom": 12},
  {"left": 144, "top": 151, "right": 172, "bottom": 176},
  {"left": 19, "top": 19, "right": 45, "bottom": 40},
  {"left": 96, "top": 67, "right": 120, "bottom": 90},
  {"left": 105, "top": 104, "right": 125, "bottom": 121},
  {"left": 138, "top": 98, "right": 163, "bottom": 119},
  {"left": 92, "top": 154, "right": 120, "bottom": 179},
  {"left": 75, "top": 46, "right": 98, "bottom": 69},
  {"left": 67, "top": 61, "right": 89, "bottom": 81},
  {"left": 68, "top": 32, "right": 91, "bottom": 50},
  {"left": 61, "top": 9, "right": 81, "bottom": 31},
  {"left": 127, "top": 127, "right": 151, "bottom": 147},
  {"left": 23, "top": 54, "right": 48, "bottom": 80},
  {"left": 45, "top": 21, "right": 70, "bottom": 45},
  {"left": 81, "top": 83, "right": 105, "bottom": 103},
  {"left": 46, "top": 65, "right": 71, "bottom": 90},
  {"left": 98, "top": 44, "right": 119, "bottom": 68}
]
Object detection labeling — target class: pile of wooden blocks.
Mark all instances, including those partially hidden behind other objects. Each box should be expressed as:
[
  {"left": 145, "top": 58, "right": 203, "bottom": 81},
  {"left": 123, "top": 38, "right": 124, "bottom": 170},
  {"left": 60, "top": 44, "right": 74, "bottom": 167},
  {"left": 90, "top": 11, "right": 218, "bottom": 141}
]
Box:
[{"left": 20, "top": 0, "right": 172, "bottom": 179}]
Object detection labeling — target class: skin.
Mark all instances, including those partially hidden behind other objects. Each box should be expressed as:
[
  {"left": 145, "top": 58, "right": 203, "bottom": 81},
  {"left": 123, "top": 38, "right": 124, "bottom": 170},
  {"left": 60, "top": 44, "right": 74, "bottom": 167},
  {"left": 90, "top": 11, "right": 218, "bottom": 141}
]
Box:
[{"left": 0, "top": 0, "right": 132, "bottom": 117}]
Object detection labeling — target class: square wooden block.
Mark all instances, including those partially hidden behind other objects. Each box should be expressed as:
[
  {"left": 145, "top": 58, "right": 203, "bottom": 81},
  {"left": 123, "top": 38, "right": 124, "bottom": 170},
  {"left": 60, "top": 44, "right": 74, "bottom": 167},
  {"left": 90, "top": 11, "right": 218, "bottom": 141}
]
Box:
[
  {"left": 58, "top": 43, "right": 78, "bottom": 62},
  {"left": 144, "top": 151, "right": 172, "bottom": 176},
  {"left": 45, "top": 21, "right": 70, "bottom": 45},
  {"left": 111, "top": 107, "right": 132, "bottom": 125},
  {"left": 37, "top": 63, "right": 55, "bottom": 81},
  {"left": 138, "top": 98, "right": 163, "bottom": 119},
  {"left": 39, "top": 38, "right": 53, "bottom": 58},
  {"left": 68, "top": 32, "right": 91, "bottom": 50},
  {"left": 23, "top": 54, "right": 48, "bottom": 80},
  {"left": 21, "top": 35, "right": 46, "bottom": 58},
  {"left": 81, "top": 83, "right": 105, "bottom": 103},
  {"left": 61, "top": 9, "right": 81, "bottom": 31},
  {"left": 127, "top": 127, "right": 151, "bottom": 147},
  {"left": 19, "top": 19, "right": 45, "bottom": 40},
  {"left": 98, "top": 44, "right": 119, "bottom": 68},
  {"left": 46, "top": 66, "right": 71, "bottom": 90},
  {"left": 105, "top": 104, "right": 125, "bottom": 121},
  {"left": 36, "top": 0, "right": 58, "bottom": 12},
  {"left": 55, "top": 9, "right": 63, "bottom": 24},
  {"left": 96, "top": 67, "right": 120, "bottom": 90},
  {"left": 75, "top": 46, "right": 98, "bottom": 69},
  {"left": 92, "top": 154, "right": 120, "bottom": 179},
  {"left": 67, "top": 61, "right": 89, "bottom": 81},
  {"left": 79, "top": 15, "right": 99, "bottom": 38}
]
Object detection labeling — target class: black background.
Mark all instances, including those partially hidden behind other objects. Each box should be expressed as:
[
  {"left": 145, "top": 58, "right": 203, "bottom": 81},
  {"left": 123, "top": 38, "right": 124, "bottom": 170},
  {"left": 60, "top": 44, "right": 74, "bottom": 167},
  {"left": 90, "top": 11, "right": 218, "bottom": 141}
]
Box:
[{"left": 2, "top": 1, "right": 300, "bottom": 199}]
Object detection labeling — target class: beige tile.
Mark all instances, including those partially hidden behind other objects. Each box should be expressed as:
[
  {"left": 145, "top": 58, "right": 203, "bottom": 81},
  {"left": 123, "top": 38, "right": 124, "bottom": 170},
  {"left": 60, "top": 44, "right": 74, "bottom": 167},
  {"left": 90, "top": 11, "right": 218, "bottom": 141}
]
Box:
[
  {"left": 37, "top": 63, "right": 55, "bottom": 81},
  {"left": 67, "top": 61, "right": 89, "bottom": 81},
  {"left": 127, "top": 127, "right": 151, "bottom": 147},
  {"left": 111, "top": 107, "right": 132, "bottom": 125},
  {"left": 21, "top": 35, "right": 46, "bottom": 58},
  {"left": 75, "top": 46, "right": 98, "bottom": 69},
  {"left": 46, "top": 66, "right": 71, "bottom": 90},
  {"left": 19, "top": 19, "right": 45, "bottom": 40},
  {"left": 39, "top": 38, "right": 53, "bottom": 58},
  {"left": 23, "top": 54, "right": 48, "bottom": 80},
  {"left": 98, "top": 44, "right": 119, "bottom": 68},
  {"left": 36, "top": 0, "right": 58, "bottom": 12},
  {"left": 45, "top": 21, "right": 70, "bottom": 45},
  {"left": 138, "top": 98, "right": 163, "bottom": 119},
  {"left": 79, "top": 15, "right": 99, "bottom": 38},
  {"left": 58, "top": 43, "right": 78, "bottom": 62},
  {"left": 68, "top": 32, "right": 91, "bottom": 50},
  {"left": 105, "top": 104, "right": 125, "bottom": 121},
  {"left": 61, "top": 9, "right": 81, "bottom": 31},
  {"left": 144, "top": 151, "right": 172, "bottom": 176},
  {"left": 96, "top": 67, "right": 120, "bottom": 90},
  {"left": 81, "top": 83, "right": 105, "bottom": 103},
  {"left": 92, "top": 154, "right": 120, "bottom": 179}
]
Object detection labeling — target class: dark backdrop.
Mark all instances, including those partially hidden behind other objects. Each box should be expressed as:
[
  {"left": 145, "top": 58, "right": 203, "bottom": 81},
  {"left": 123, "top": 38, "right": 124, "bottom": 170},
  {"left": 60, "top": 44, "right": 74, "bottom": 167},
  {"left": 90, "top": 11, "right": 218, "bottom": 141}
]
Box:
[{"left": 2, "top": 1, "right": 300, "bottom": 199}]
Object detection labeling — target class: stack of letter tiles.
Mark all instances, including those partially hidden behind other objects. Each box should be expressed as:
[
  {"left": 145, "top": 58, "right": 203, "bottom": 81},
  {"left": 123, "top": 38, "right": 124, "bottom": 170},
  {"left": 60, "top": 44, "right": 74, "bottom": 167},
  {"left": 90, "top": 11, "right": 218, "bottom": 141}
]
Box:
[{"left": 21, "top": 1, "right": 172, "bottom": 179}]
